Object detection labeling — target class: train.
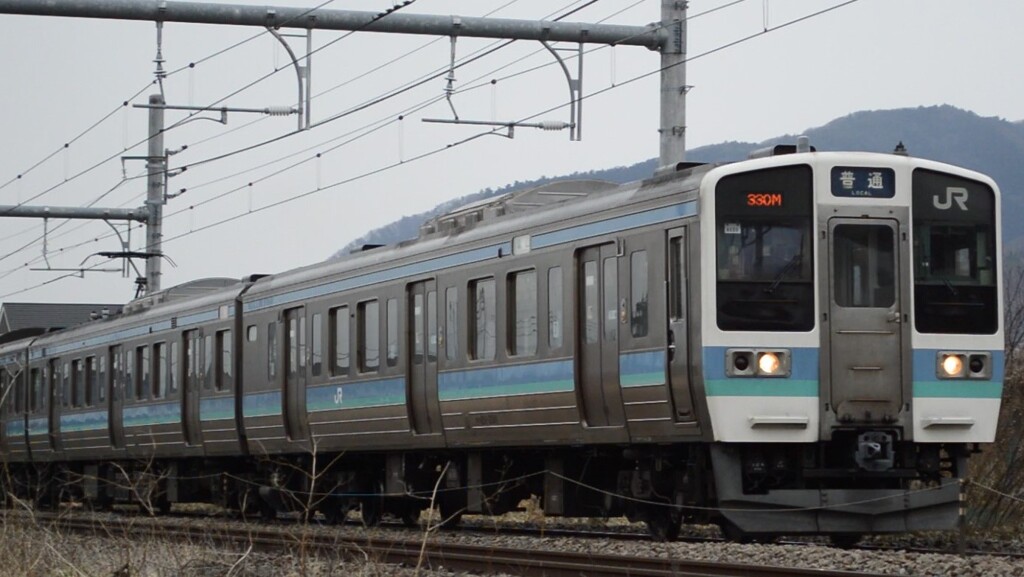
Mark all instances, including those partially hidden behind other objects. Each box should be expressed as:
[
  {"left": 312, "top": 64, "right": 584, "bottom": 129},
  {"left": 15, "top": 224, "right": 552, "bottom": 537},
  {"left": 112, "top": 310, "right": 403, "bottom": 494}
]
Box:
[{"left": 0, "top": 142, "right": 1004, "bottom": 542}]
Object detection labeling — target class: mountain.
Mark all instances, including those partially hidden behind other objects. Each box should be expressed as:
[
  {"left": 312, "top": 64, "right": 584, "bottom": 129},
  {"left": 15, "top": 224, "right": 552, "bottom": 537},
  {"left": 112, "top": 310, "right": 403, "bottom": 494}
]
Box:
[{"left": 334, "top": 105, "right": 1024, "bottom": 256}]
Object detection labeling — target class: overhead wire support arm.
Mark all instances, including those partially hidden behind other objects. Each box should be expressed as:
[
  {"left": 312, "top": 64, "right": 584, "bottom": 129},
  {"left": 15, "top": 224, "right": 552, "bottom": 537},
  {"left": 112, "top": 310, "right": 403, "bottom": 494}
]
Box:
[{"left": 0, "top": 1, "right": 666, "bottom": 50}]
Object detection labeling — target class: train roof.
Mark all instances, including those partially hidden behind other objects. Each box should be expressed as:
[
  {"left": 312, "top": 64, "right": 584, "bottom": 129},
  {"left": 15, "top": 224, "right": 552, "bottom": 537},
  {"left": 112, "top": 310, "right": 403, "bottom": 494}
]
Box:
[{"left": 243, "top": 164, "right": 715, "bottom": 304}]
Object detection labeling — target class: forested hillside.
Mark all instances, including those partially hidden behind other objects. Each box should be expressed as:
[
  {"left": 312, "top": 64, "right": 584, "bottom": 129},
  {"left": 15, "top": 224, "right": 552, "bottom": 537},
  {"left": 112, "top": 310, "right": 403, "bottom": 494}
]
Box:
[{"left": 335, "top": 105, "right": 1024, "bottom": 256}]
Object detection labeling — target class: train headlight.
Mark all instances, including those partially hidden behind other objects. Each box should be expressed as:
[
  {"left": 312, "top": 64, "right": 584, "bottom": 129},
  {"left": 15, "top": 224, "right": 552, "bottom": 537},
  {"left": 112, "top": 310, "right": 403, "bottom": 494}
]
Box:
[
  {"left": 758, "top": 352, "right": 781, "bottom": 375},
  {"left": 940, "top": 355, "right": 963, "bottom": 378},
  {"left": 726, "top": 349, "right": 791, "bottom": 377},
  {"left": 936, "top": 351, "right": 992, "bottom": 380}
]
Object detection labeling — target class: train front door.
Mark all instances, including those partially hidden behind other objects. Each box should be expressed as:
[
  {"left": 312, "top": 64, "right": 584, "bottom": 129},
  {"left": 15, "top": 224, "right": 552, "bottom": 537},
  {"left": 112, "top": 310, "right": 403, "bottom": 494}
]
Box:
[
  {"left": 827, "top": 218, "right": 904, "bottom": 423},
  {"left": 407, "top": 280, "right": 442, "bottom": 435},
  {"left": 576, "top": 244, "right": 626, "bottom": 428},
  {"left": 284, "top": 307, "right": 309, "bottom": 441},
  {"left": 108, "top": 346, "right": 125, "bottom": 449}
]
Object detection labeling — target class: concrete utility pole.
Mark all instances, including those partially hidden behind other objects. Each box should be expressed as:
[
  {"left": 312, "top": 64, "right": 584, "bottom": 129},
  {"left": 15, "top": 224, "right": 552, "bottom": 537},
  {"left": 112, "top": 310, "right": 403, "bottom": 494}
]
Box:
[
  {"left": 146, "top": 93, "right": 166, "bottom": 294},
  {"left": 0, "top": 0, "right": 690, "bottom": 296}
]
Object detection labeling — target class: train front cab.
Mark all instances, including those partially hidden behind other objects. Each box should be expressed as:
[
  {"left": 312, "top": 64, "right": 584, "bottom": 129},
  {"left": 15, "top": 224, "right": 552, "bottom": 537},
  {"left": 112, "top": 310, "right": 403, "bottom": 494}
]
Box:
[{"left": 701, "top": 152, "right": 1002, "bottom": 538}]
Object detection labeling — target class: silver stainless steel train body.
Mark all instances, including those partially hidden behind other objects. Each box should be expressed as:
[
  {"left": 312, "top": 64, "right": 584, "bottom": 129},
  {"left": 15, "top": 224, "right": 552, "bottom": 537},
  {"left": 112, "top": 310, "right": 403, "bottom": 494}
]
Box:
[{"left": 0, "top": 147, "right": 1003, "bottom": 540}]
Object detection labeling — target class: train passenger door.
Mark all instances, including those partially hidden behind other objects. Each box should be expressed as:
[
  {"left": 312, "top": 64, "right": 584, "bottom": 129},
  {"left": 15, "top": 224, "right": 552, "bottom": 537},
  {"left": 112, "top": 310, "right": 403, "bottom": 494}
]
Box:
[
  {"left": 183, "top": 331, "right": 202, "bottom": 446},
  {"left": 108, "top": 346, "right": 125, "bottom": 449},
  {"left": 666, "top": 229, "right": 697, "bottom": 421},
  {"left": 407, "top": 280, "right": 442, "bottom": 436},
  {"left": 576, "top": 244, "right": 626, "bottom": 428},
  {"left": 827, "top": 219, "right": 904, "bottom": 422},
  {"left": 284, "top": 307, "right": 309, "bottom": 441}
]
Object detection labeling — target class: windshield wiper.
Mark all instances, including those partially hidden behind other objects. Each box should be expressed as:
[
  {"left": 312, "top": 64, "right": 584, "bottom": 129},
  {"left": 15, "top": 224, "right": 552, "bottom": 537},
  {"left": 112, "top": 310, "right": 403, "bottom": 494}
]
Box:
[
  {"left": 943, "top": 279, "right": 960, "bottom": 298},
  {"left": 764, "top": 254, "right": 802, "bottom": 295}
]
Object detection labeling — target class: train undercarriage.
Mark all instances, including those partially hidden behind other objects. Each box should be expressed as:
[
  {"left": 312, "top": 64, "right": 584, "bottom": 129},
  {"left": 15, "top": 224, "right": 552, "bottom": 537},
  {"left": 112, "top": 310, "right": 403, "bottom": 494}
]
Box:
[{"left": 0, "top": 437, "right": 969, "bottom": 542}]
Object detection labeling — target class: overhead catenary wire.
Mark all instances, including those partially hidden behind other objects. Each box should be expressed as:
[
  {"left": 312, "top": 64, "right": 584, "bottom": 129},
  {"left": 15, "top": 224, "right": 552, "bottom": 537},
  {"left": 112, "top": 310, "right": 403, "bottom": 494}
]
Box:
[
  {"left": 0, "top": 0, "right": 338, "bottom": 211},
  {"left": 0, "top": 0, "right": 859, "bottom": 298}
]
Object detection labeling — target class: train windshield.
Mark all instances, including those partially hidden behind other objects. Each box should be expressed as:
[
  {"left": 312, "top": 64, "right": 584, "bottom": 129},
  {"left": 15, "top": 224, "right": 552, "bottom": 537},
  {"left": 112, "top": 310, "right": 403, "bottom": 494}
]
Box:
[
  {"left": 715, "top": 165, "right": 815, "bottom": 331},
  {"left": 912, "top": 169, "right": 998, "bottom": 334}
]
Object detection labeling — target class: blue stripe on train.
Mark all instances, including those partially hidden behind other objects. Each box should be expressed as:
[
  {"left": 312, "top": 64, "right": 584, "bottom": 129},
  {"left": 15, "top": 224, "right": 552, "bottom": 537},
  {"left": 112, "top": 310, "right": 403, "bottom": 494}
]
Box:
[{"left": 439, "top": 359, "right": 574, "bottom": 401}]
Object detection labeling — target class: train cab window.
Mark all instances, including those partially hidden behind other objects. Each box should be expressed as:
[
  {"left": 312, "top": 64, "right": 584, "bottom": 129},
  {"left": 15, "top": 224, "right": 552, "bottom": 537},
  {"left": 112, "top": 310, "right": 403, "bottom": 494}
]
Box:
[
  {"left": 630, "top": 251, "right": 649, "bottom": 338},
  {"left": 311, "top": 314, "right": 322, "bottom": 377},
  {"left": 169, "top": 342, "right": 179, "bottom": 395},
  {"left": 548, "top": 267, "right": 563, "bottom": 350},
  {"left": 72, "top": 359, "right": 84, "bottom": 408},
  {"left": 386, "top": 299, "right": 399, "bottom": 368},
  {"left": 153, "top": 343, "right": 167, "bottom": 399},
  {"left": 203, "top": 336, "right": 214, "bottom": 390},
  {"left": 330, "top": 306, "right": 350, "bottom": 376},
  {"left": 470, "top": 278, "right": 496, "bottom": 361},
  {"left": 216, "top": 330, "right": 232, "bottom": 391},
  {"left": 358, "top": 300, "right": 380, "bottom": 372},
  {"left": 715, "top": 165, "right": 814, "bottom": 332},
  {"left": 137, "top": 346, "right": 151, "bottom": 401},
  {"left": 267, "top": 323, "right": 278, "bottom": 379},
  {"left": 445, "top": 288, "right": 458, "bottom": 361},
  {"left": 912, "top": 169, "right": 998, "bottom": 334},
  {"left": 509, "top": 270, "right": 537, "bottom": 356}
]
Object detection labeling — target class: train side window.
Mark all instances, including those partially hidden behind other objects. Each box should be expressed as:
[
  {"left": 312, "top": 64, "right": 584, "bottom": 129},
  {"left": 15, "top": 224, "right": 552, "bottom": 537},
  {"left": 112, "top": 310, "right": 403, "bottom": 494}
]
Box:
[
  {"left": 311, "top": 314, "right": 322, "bottom": 377},
  {"left": 203, "top": 335, "right": 214, "bottom": 391},
  {"left": 548, "top": 267, "right": 563, "bottom": 350},
  {"left": 216, "top": 330, "right": 232, "bottom": 391},
  {"left": 427, "top": 290, "right": 437, "bottom": 362},
  {"left": 330, "top": 306, "right": 350, "bottom": 377},
  {"left": 53, "top": 361, "right": 66, "bottom": 409},
  {"left": 137, "top": 346, "right": 151, "bottom": 401},
  {"left": 98, "top": 356, "right": 106, "bottom": 402},
  {"left": 669, "top": 238, "right": 686, "bottom": 320},
  {"left": 445, "top": 288, "right": 458, "bottom": 361},
  {"left": 153, "top": 344, "right": 166, "bottom": 399},
  {"left": 86, "top": 357, "right": 97, "bottom": 406},
  {"left": 469, "top": 278, "right": 496, "bottom": 361},
  {"left": 169, "top": 341, "right": 179, "bottom": 395},
  {"left": 630, "top": 250, "right": 649, "bottom": 338},
  {"left": 267, "top": 322, "right": 278, "bottom": 380},
  {"left": 30, "top": 368, "right": 41, "bottom": 412},
  {"left": 72, "top": 359, "right": 84, "bottom": 408},
  {"left": 247, "top": 325, "right": 258, "bottom": 342},
  {"left": 125, "top": 351, "right": 135, "bottom": 401},
  {"left": 386, "top": 299, "right": 399, "bottom": 367},
  {"left": 358, "top": 300, "right": 380, "bottom": 372},
  {"left": 603, "top": 258, "right": 618, "bottom": 342},
  {"left": 509, "top": 270, "right": 537, "bottom": 357}
]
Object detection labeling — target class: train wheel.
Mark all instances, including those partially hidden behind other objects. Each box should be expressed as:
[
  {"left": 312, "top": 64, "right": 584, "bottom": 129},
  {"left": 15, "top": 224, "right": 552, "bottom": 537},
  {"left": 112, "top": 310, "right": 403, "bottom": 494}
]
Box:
[
  {"left": 319, "top": 497, "right": 350, "bottom": 525},
  {"left": 401, "top": 506, "right": 422, "bottom": 528},
  {"left": 437, "top": 495, "right": 464, "bottom": 529},
  {"left": 645, "top": 509, "right": 682, "bottom": 542},
  {"left": 360, "top": 497, "right": 383, "bottom": 526}
]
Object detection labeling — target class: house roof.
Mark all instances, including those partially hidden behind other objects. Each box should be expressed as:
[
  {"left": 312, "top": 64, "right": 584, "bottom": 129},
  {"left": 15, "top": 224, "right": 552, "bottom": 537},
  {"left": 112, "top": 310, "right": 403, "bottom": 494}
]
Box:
[{"left": 0, "top": 302, "right": 123, "bottom": 337}]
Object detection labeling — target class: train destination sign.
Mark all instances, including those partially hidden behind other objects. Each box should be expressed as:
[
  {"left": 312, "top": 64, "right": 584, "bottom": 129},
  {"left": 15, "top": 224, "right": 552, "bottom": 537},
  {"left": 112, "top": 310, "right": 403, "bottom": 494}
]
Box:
[
  {"left": 831, "top": 166, "right": 895, "bottom": 198},
  {"left": 746, "top": 192, "right": 783, "bottom": 207}
]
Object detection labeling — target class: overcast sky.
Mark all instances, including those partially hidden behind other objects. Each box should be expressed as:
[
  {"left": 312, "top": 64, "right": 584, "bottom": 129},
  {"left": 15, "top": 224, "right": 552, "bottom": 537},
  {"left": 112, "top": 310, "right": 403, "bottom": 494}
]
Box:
[{"left": 0, "top": 0, "right": 1020, "bottom": 305}]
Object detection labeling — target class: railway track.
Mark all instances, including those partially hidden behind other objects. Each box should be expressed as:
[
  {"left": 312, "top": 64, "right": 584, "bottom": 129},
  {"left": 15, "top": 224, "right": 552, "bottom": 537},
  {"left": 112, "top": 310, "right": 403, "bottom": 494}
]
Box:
[{"left": 13, "top": 511, "right": 896, "bottom": 577}]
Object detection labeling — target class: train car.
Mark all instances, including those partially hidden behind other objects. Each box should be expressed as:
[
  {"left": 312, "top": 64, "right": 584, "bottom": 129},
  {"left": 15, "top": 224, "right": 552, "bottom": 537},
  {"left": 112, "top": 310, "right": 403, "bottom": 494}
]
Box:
[{"left": 0, "top": 143, "right": 1003, "bottom": 541}]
